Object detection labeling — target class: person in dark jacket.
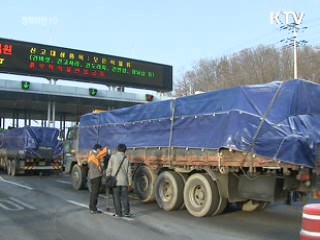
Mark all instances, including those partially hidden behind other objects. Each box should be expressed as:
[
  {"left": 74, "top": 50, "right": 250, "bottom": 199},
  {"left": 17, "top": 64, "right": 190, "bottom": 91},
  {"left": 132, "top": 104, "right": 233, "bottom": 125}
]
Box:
[
  {"left": 88, "top": 144, "right": 108, "bottom": 214},
  {"left": 106, "top": 143, "right": 132, "bottom": 217}
]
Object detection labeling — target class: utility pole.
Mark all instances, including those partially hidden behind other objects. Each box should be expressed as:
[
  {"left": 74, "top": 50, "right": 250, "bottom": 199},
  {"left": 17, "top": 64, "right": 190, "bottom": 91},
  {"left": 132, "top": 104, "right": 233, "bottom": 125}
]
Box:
[
  {"left": 293, "top": 24, "right": 298, "bottom": 79},
  {"left": 280, "top": 23, "right": 307, "bottom": 79},
  {"left": 271, "top": 11, "right": 306, "bottom": 79}
]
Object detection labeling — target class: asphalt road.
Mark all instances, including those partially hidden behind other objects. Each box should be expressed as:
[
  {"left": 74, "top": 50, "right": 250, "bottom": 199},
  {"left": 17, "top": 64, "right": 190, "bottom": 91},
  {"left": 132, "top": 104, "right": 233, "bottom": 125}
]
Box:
[{"left": 0, "top": 171, "right": 315, "bottom": 240}]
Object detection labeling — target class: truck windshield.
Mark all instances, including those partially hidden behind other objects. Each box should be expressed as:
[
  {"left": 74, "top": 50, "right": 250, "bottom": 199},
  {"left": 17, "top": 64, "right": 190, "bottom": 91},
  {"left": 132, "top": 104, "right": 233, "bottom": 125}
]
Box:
[{"left": 66, "top": 128, "right": 74, "bottom": 140}]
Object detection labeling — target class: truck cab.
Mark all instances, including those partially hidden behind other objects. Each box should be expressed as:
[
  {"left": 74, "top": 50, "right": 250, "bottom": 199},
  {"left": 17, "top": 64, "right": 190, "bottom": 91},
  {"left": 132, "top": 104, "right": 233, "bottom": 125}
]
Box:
[
  {"left": 63, "top": 125, "right": 79, "bottom": 173},
  {"left": 63, "top": 125, "right": 89, "bottom": 190},
  {"left": 64, "top": 124, "right": 109, "bottom": 191}
]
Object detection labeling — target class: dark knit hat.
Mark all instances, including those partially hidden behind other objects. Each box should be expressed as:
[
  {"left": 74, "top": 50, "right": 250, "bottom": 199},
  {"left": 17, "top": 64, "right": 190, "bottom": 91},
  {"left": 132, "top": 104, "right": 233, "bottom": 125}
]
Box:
[
  {"left": 117, "top": 144, "right": 127, "bottom": 152},
  {"left": 93, "top": 144, "right": 102, "bottom": 150}
]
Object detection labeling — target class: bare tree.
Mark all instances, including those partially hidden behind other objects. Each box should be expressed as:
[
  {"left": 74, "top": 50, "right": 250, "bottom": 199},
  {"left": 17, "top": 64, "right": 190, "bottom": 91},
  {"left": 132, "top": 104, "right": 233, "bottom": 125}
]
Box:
[{"left": 174, "top": 44, "right": 320, "bottom": 96}]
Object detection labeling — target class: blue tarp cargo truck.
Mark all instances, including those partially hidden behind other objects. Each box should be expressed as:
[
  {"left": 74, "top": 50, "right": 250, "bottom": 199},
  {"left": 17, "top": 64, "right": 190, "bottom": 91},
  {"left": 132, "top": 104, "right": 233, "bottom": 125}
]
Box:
[
  {"left": 66, "top": 79, "right": 320, "bottom": 217},
  {"left": 0, "top": 126, "right": 63, "bottom": 176}
]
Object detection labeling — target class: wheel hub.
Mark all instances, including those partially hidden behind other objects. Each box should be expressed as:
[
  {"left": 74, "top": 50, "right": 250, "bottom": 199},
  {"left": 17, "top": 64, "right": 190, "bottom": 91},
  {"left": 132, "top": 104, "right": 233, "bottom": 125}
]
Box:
[{"left": 194, "top": 186, "right": 205, "bottom": 205}]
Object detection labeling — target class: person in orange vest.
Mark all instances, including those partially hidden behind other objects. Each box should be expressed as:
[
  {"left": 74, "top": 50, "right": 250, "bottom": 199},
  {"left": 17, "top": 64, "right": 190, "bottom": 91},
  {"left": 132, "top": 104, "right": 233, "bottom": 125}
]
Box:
[{"left": 88, "top": 144, "right": 108, "bottom": 214}]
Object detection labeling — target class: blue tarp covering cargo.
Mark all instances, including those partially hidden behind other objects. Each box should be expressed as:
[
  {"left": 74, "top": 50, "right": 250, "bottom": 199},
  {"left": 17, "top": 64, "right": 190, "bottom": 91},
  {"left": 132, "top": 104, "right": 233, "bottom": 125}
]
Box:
[
  {"left": 2, "top": 126, "right": 63, "bottom": 159},
  {"left": 79, "top": 79, "right": 320, "bottom": 169}
]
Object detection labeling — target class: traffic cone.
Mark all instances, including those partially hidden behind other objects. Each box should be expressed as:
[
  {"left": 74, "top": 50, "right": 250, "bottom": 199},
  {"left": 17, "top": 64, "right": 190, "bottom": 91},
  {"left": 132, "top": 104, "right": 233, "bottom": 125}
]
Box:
[{"left": 300, "top": 204, "right": 320, "bottom": 240}]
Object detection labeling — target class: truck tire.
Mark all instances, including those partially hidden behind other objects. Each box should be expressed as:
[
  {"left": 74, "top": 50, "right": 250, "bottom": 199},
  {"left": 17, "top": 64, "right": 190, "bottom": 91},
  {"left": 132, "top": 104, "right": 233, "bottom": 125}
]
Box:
[
  {"left": 7, "top": 160, "right": 11, "bottom": 175},
  {"left": 10, "top": 159, "right": 18, "bottom": 176},
  {"left": 257, "top": 201, "right": 270, "bottom": 210},
  {"left": 177, "top": 173, "right": 188, "bottom": 209},
  {"left": 155, "top": 171, "right": 184, "bottom": 211},
  {"left": 184, "top": 173, "right": 222, "bottom": 217},
  {"left": 2, "top": 156, "right": 7, "bottom": 172},
  {"left": 212, "top": 194, "right": 228, "bottom": 216},
  {"left": 134, "top": 166, "right": 156, "bottom": 202},
  {"left": 240, "top": 200, "right": 269, "bottom": 211},
  {"left": 71, "top": 165, "right": 87, "bottom": 190}
]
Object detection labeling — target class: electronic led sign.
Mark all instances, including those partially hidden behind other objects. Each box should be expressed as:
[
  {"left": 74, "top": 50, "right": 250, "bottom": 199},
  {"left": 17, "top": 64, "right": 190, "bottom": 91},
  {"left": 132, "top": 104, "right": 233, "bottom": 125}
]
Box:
[{"left": 0, "top": 38, "right": 172, "bottom": 91}]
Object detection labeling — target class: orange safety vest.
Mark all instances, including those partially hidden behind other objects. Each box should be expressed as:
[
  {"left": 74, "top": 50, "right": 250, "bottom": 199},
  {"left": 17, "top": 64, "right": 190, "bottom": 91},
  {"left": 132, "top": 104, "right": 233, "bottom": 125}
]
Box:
[{"left": 88, "top": 147, "right": 108, "bottom": 171}]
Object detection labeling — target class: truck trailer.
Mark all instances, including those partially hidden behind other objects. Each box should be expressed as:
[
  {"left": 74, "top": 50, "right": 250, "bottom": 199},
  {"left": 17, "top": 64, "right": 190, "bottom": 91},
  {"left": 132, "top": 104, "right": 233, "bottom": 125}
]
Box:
[
  {"left": 65, "top": 79, "right": 320, "bottom": 217},
  {"left": 0, "top": 126, "right": 63, "bottom": 176}
]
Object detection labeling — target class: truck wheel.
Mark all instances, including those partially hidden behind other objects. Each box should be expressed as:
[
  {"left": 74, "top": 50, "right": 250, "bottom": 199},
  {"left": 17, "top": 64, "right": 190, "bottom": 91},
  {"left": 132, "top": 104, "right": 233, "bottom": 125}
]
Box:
[
  {"left": 212, "top": 194, "right": 228, "bottom": 216},
  {"left": 134, "top": 166, "right": 156, "bottom": 202},
  {"left": 240, "top": 200, "right": 260, "bottom": 211},
  {"left": 184, "top": 173, "right": 222, "bottom": 217},
  {"left": 10, "top": 159, "right": 18, "bottom": 176},
  {"left": 155, "top": 171, "right": 184, "bottom": 211},
  {"left": 257, "top": 201, "right": 270, "bottom": 210},
  {"left": 7, "top": 160, "right": 11, "bottom": 175},
  {"left": 3, "top": 157, "right": 7, "bottom": 172},
  {"left": 71, "top": 165, "right": 87, "bottom": 190},
  {"left": 239, "top": 200, "right": 270, "bottom": 211},
  {"left": 177, "top": 173, "right": 188, "bottom": 209}
]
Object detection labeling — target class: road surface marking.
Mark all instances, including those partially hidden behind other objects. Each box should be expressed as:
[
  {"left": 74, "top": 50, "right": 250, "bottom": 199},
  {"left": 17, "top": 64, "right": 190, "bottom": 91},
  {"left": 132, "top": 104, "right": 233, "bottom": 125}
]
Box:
[
  {"left": 0, "top": 200, "right": 24, "bottom": 211},
  {"left": 0, "top": 197, "right": 35, "bottom": 211},
  {"left": 10, "top": 197, "right": 36, "bottom": 210},
  {"left": 0, "top": 176, "right": 33, "bottom": 190},
  {"left": 67, "top": 200, "right": 88, "bottom": 208},
  {"left": 67, "top": 199, "right": 134, "bottom": 221},
  {"left": 56, "top": 180, "right": 72, "bottom": 185}
]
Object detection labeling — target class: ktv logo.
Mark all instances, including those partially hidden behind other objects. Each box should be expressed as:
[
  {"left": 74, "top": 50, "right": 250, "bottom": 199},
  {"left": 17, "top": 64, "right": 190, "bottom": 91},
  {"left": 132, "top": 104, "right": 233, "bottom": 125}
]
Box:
[{"left": 270, "top": 11, "right": 305, "bottom": 25}]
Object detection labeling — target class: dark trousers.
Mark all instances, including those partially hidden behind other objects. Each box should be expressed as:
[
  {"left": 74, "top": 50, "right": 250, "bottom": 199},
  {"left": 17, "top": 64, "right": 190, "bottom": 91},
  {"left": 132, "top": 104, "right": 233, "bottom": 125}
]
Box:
[
  {"left": 112, "top": 186, "right": 130, "bottom": 216},
  {"left": 89, "top": 177, "right": 101, "bottom": 211}
]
